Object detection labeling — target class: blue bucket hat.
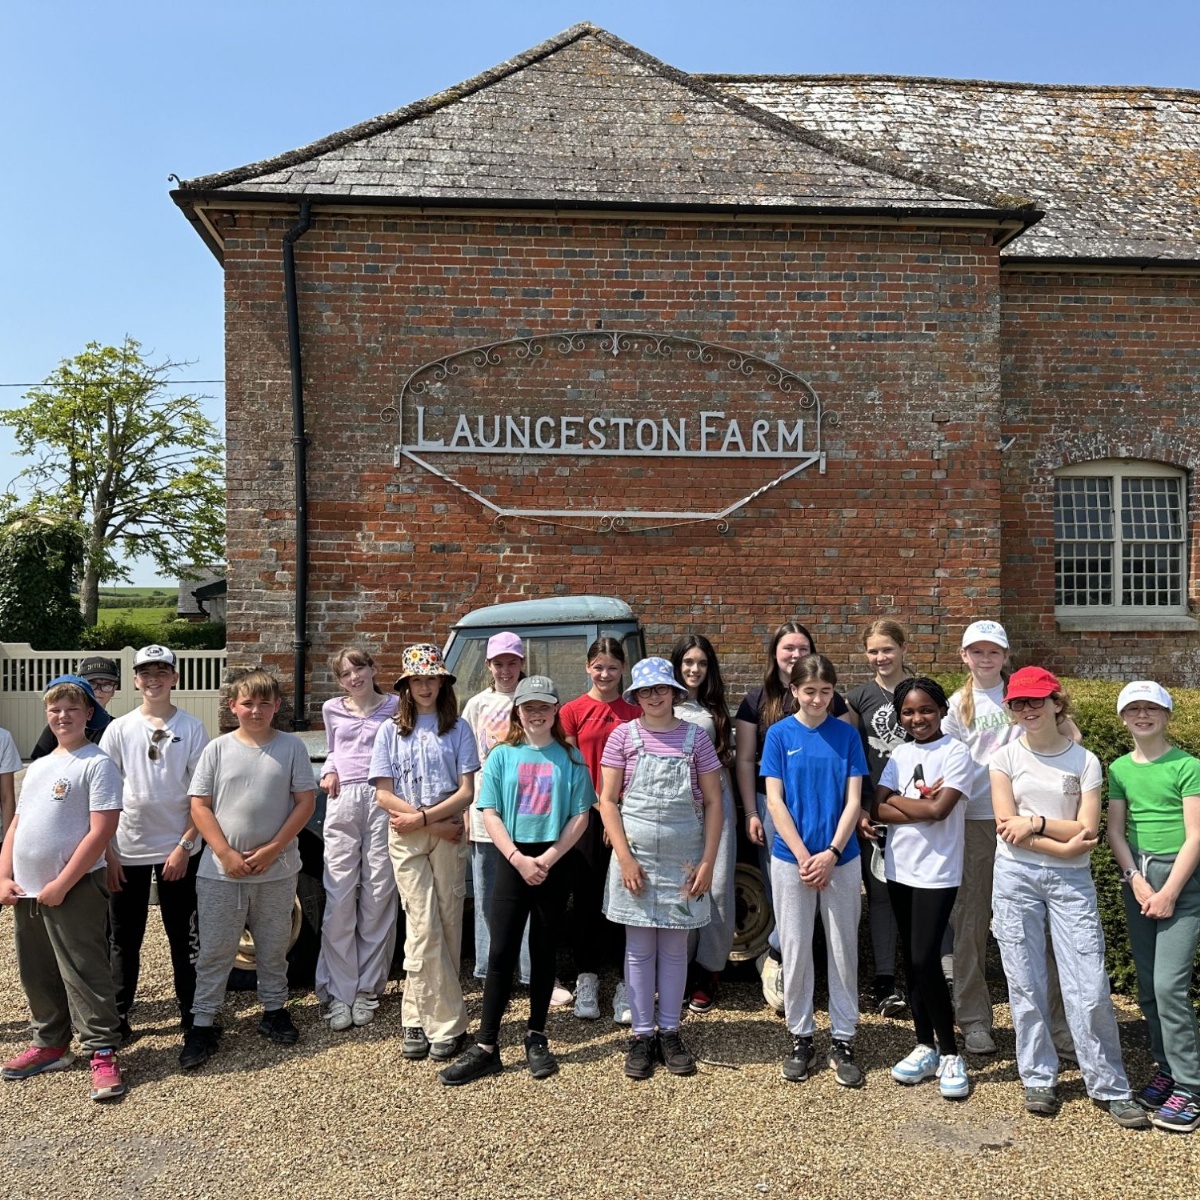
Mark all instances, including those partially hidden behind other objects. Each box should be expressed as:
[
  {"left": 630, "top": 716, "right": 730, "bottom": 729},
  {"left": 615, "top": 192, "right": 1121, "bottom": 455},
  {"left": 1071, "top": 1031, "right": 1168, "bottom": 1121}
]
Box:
[{"left": 622, "top": 656, "right": 689, "bottom": 706}]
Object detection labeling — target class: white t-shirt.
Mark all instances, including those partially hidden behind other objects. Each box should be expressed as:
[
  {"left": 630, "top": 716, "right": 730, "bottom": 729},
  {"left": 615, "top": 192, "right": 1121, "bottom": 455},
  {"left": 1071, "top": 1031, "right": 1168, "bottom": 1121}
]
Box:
[
  {"left": 944, "top": 683, "right": 1020, "bottom": 820},
  {"left": 13, "top": 744, "right": 123, "bottom": 895},
  {"left": 989, "top": 737, "right": 1102, "bottom": 868},
  {"left": 879, "top": 735, "right": 973, "bottom": 888},
  {"left": 368, "top": 715, "right": 480, "bottom": 809},
  {"left": 100, "top": 707, "right": 210, "bottom": 864},
  {"left": 0, "top": 726, "right": 21, "bottom": 839},
  {"left": 191, "top": 731, "right": 317, "bottom": 882},
  {"left": 461, "top": 689, "right": 516, "bottom": 842}
]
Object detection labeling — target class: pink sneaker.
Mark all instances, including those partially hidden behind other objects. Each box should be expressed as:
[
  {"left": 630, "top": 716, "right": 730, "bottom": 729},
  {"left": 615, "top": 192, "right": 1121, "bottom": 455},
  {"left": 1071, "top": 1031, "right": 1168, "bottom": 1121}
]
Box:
[
  {"left": 2, "top": 1045, "right": 75, "bottom": 1080},
  {"left": 89, "top": 1050, "right": 126, "bottom": 1101}
]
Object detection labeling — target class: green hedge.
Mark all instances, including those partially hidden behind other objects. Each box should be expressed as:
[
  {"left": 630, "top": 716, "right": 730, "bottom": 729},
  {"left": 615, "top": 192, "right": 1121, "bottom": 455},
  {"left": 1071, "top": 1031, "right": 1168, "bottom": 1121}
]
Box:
[
  {"left": 79, "top": 619, "right": 226, "bottom": 651},
  {"left": 937, "top": 675, "right": 1200, "bottom": 1001}
]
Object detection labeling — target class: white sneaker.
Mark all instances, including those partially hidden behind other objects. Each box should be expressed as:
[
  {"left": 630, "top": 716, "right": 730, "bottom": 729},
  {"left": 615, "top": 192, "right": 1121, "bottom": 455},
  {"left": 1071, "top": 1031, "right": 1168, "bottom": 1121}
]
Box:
[
  {"left": 756, "top": 952, "right": 785, "bottom": 1016},
  {"left": 573, "top": 973, "right": 598, "bottom": 1017},
  {"left": 612, "top": 979, "right": 632, "bottom": 1025},
  {"left": 937, "top": 1053, "right": 970, "bottom": 1100},
  {"left": 351, "top": 993, "right": 379, "bottom": 1027},
  {"left": 891, "top": 1044, "right": 939, "bottom": 1085},
  {"left": 324, "top": 1000, "right": 353, "bottom": 1032},
  {"left": 963, "top": 1028, "right": 996, "bottom": 1055},
  {"left": 550, "top": 980, "right": 575, "bottom": 1008}
]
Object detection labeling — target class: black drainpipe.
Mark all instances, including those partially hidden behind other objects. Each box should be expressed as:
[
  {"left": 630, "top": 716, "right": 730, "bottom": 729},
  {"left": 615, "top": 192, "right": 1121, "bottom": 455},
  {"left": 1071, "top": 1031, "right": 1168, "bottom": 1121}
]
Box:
[{"left": 284, "top": 200, "right": 313, "bottom": 730}]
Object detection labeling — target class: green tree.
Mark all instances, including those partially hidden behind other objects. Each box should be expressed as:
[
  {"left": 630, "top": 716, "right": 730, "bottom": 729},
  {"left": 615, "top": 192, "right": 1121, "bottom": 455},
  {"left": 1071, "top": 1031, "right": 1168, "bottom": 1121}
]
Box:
[
  {"left": 0, "top": 512, "right": 86, "bottom": 648},
  {"left": 1, "top": 339, "right": 225, "bottom": 627}
]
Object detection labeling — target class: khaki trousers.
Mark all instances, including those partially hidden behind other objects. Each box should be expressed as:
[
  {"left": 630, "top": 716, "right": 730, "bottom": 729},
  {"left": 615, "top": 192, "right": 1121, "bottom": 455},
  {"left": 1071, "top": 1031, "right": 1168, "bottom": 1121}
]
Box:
[{"left": 389, "top": 827, "right": 468, "bottom": 1041}]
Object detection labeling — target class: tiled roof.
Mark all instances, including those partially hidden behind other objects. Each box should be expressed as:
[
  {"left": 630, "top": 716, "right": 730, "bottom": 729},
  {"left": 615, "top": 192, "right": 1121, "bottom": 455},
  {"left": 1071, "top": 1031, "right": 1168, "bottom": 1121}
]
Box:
[
  {"left": 708, "top": 75, "right": 1200, "bottom": 262},
  {"left": 175, "top": 25, "right": 1032, "bottom": 220},
  {"left": 176, "top": 565, "right": 226, "bottom": 617}
]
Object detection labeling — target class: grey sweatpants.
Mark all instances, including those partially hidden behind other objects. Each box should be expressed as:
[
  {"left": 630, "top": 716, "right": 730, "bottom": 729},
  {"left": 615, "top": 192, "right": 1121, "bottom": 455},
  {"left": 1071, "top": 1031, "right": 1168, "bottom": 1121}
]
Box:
[
  {"left": 14, "top": 869, "right": 121, "bottom": 1053},
  {"left": 192, "top": 874, "right": 297, "bottom": 1024}
]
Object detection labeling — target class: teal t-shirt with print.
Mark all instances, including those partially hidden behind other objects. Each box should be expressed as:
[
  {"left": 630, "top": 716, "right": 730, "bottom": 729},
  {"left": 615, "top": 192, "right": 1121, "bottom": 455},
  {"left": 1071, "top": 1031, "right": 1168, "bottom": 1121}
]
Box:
[
  {"left": 1108, "top": 746, "right": 1200, "bottom": 855},
  {"left": 477, "top": 740, "right": 595, "bottom": 844}
]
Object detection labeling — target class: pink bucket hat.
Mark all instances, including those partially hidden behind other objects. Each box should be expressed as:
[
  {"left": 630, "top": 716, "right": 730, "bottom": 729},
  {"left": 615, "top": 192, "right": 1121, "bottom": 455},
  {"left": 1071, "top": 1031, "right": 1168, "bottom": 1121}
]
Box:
[{"left": 486, "top": 631, "right": 525, "bottom": 660}]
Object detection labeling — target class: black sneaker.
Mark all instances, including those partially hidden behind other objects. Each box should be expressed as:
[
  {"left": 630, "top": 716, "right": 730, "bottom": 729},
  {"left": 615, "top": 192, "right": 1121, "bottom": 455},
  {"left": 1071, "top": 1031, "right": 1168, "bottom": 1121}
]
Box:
[
  {"left": 438, "top": 1043, "right": 502, "bottom": 1087},
  {"left": 429, "top": 1032, "right": 469, "bottom": 1062},
  {"left": 524, "top": 1032, "right": 559, "bottom": 1079},
  {"left": 657, "top": 1029, "right": 696, "bottom": 1077},
  {"left": 117, "top": 1017, "right": 134, "bottom": 1047},
  {"left": 782, "top": 1034, "right": 816, "bottom": 1083},
  {"left": 257, "top": 1008, "right": 299, "bottom": 1045},
  {"left": 179, "top": 1025, "right": 222, "bottom": 1070},
  {"left": 688, "top": 970, "right": 719, "bottom": 1014},
  {"left": 829, "top": 1039, "right": 864, "bottom": 1088},
  {"left": 402, "top": 1027, "right": 431, "bottom": 1061},
  {"left": 624, "top": 1035, "right": 655, "bottom": 1080}
]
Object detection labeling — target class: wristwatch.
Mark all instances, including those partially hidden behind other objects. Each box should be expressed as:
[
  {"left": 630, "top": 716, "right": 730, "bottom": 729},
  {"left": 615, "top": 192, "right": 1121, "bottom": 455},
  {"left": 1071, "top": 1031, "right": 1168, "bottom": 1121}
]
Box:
[
  {"left": 1121, "top": 866, "right": 1138, "bottom": 884},
  {"left": 178, "top": 838, "right": 196, "bottom": 852}
]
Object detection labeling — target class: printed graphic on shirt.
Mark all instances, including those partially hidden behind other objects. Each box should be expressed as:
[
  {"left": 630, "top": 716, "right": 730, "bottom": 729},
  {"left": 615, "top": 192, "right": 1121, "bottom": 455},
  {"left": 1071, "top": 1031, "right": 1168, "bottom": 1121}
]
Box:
[
  {"left": 973, "top": 711, "right": 1010, "bottom": 734},
  {"left": 867, "top": 702, "right": 902, "bottom": 761},
  {"left": 52, "top": 779, "right": 71, "bottom": 802},
  {"left": 1063, "top": 775, "right": 1081, "bottom": 798},
  {"left": 517, "top": 760, "right": 554, "bottom": 816},
  {"left": 479, "top": 707, "right": 511, "bottom": 756}
]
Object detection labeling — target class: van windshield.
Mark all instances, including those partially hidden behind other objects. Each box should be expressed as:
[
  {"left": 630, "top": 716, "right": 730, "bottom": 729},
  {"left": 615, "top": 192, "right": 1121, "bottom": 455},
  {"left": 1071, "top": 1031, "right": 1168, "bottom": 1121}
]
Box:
[{"left": 452, "top": 631, "right": 641, "bottom": 705}]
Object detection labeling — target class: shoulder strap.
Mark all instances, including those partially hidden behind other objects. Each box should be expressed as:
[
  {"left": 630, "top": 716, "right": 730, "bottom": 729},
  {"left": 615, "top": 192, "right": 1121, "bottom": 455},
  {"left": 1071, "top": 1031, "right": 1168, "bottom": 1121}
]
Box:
[{"left": 629, "top": 721, "right": 644, "bottom": 750}]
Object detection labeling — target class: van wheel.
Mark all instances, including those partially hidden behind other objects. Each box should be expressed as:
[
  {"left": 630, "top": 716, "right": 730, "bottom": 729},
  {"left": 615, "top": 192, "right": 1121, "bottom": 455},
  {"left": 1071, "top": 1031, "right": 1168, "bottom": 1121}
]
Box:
[{"left": 730, "top": 862, "right": 774, "bottom": 962}]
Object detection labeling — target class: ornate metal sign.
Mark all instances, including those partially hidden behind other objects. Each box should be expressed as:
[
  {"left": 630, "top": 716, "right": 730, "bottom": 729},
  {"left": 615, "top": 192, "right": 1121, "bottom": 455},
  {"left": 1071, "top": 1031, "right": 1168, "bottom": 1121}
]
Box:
[{"left": 383, "top": 329, "right": 835, "bottom": 531}]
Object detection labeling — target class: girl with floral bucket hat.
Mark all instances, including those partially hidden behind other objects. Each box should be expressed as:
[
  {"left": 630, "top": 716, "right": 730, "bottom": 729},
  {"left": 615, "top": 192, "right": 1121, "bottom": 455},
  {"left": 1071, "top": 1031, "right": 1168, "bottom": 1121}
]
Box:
[{"left": 368, "top": 645, "right": 479, "bottom": 1064}]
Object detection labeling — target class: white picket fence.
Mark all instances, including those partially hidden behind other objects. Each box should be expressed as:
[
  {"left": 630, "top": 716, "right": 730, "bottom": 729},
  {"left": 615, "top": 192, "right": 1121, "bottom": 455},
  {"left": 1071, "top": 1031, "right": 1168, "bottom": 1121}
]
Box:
[{"left": 0, "top": 643, "right": 227, "bottom": 754}]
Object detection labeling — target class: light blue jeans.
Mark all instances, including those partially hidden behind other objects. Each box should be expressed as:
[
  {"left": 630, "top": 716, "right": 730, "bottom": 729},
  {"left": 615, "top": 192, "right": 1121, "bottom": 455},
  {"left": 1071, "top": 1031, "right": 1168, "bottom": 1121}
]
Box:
[
  {"left": 992, "top": 855, "right": 1132, "bottom": 1100},
  {"left": 471, "top": 842, "right": 530, "bottom": 984}
]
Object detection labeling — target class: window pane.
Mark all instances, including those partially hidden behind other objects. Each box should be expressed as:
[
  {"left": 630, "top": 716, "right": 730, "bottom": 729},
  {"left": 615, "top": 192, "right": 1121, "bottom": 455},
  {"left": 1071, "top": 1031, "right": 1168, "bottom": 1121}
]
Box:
[
  {"left": 1055, "top": 478, "right": 1112, "bottom": 540},
  {"left": 1122, "top": 544, "right": 1183, "bottom": 607},
  {"left": 1121, "top": 477, "right": 1183, "bottom": 541},
  {"left": 1055, "top": 542, "right": 1113, "bottom": 607}
]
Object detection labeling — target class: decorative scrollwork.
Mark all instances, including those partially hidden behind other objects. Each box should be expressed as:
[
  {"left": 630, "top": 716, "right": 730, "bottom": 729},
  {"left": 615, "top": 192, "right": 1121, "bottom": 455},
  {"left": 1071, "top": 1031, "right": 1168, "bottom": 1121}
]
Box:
[{"left": 379, "top": 405, "right": 398, "bottom": 423}]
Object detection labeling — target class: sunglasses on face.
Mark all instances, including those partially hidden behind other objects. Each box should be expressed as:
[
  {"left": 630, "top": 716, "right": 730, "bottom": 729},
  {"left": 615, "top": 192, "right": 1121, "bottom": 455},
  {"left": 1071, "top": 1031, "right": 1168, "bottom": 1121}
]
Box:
[
  {"left": 1008, "top": 697, "right": 1048, "bottom": 712},
  {"left": 148, "top": 729, "right": 171, "bottom": 760}
]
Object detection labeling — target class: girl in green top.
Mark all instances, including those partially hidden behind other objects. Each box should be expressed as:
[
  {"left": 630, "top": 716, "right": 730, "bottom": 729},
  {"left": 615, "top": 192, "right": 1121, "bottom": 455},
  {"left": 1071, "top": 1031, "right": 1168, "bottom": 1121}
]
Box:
[{"left": 1107, "top": 680, "right": 1200, "bottom": 1133}]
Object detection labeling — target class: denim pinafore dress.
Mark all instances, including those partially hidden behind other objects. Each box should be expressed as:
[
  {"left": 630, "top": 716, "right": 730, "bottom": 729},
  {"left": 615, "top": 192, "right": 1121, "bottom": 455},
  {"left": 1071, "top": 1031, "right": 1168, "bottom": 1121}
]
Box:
[{"left": 602, "top": 721, "right": 710, "bottom": 930}]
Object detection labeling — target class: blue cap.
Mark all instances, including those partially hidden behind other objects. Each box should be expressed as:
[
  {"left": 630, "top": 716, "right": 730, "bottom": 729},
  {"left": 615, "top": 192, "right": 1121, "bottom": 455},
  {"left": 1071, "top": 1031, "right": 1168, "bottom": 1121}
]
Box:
[{"left": 44, "top": 674, "right": 98, "bottom": 704}]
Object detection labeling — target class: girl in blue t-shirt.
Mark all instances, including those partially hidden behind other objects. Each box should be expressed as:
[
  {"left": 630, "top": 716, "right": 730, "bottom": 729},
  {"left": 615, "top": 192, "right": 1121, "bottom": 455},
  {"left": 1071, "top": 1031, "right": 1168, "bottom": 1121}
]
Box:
[
  {"left": 761, "top": 654, "right": 868, "bottom": 1089},
  {"left": 438, "top": 675, "right": 594, "bottom": 1087}
]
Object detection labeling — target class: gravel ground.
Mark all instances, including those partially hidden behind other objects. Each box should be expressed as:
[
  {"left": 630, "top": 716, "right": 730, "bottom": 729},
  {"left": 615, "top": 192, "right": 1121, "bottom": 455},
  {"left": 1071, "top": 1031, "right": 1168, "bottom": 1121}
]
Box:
[{"left": 1, "top": 916, "right": 1197, "bottom": 1200}]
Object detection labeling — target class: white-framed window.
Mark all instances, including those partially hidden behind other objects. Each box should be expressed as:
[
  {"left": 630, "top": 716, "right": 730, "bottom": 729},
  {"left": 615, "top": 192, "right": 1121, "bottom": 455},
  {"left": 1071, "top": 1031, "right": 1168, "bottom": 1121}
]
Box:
[{"left": 1054, "top": 460, "right": 1187, "bottom": 615}]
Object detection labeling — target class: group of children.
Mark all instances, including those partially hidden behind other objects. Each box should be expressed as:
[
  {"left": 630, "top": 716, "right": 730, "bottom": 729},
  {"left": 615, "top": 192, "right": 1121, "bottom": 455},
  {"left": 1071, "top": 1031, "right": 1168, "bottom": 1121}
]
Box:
[
  {"left": 0, "top": 650, "right": 316, "bottom": 1098},
  {"left": 1, "top": 621, "right": 1196, "bottom": 1136}
]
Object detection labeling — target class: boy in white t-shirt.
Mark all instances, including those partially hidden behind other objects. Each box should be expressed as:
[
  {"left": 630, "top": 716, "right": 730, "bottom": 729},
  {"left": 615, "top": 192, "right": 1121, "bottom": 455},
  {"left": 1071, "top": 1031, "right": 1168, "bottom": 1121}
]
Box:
[
  {"left": 0, "top": 676, "right": 127, "bottom": 1101},
  {"left": 100, "top": 644, "right": 209, "bottom": 1043}
]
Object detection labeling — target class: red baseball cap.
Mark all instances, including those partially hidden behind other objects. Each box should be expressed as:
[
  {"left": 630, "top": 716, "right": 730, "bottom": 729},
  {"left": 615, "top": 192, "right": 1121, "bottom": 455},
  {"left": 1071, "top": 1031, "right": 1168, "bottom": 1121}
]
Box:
[{"left": 1005, "top": 666, "right": 1061, "bottom": 702}]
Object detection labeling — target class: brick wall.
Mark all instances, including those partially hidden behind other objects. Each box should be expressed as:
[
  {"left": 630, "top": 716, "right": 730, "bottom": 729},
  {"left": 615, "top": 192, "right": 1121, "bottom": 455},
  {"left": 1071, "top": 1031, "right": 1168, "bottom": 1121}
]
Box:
[
  {"left": 1000, "top": 270, "right": 1200, "bottom": 681},
  {"left": 219, "top": 209, "right": 1005, "bottom": 719}
]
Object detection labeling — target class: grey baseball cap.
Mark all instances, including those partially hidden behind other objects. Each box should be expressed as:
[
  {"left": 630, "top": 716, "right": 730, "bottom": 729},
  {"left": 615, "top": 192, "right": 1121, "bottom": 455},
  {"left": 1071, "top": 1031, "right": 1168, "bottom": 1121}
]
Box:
[{"left": 512, "top": 675, "right": 559, "bottom": 706}]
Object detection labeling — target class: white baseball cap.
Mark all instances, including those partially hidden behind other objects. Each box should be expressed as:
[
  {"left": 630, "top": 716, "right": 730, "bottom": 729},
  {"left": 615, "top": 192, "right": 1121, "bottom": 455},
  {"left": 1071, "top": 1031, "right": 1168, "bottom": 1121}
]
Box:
[
  {"left": 135, "top": 644, "right": 178, "bottom": 669},
  {"left": 961, "top": 620, "right": 1009, "bottom": 650},
  {"left": 1116, "top": 681, "right": 1173, "bottom": 714}
]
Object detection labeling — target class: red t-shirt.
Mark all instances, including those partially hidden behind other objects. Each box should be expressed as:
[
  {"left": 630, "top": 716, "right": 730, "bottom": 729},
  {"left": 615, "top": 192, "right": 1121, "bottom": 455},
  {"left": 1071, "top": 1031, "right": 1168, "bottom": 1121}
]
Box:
[{"left": 559, "top": 693, "right": 642, "bottom": 792}]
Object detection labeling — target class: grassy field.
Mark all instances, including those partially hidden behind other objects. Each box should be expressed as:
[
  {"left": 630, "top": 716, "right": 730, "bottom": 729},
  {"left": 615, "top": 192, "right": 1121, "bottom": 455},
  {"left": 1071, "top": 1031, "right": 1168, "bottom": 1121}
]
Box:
[{"left": 95, "top": 605, "right": 176, "bottom": 629}]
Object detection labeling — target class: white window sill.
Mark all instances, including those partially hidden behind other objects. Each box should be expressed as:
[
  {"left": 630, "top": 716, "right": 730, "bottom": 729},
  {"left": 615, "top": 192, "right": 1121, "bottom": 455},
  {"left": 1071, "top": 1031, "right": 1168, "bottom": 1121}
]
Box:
[{"left": 1055, "top": 613, "right": 1199, "bottom": 633}]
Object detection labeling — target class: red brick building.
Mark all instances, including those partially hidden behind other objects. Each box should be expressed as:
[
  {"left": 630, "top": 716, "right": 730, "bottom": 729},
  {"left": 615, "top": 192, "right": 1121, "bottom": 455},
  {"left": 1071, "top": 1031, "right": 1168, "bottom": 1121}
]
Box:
[{"left": 172, "top": 23, "right": 1199, "bottom": 722}]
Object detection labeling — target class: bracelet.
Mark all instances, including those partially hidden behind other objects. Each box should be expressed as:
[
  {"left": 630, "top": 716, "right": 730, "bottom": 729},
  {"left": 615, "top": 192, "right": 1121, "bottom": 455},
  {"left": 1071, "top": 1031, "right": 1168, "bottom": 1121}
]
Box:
[
  {"left": 507, "top": 848, "right": 517, "bottom": 862},
  {"left": 827, "top": 843, "right": 842, "bottom": 861},
  {"left": 1039, "top": 815, "right": 1047, "bottom": 835},
  {"left": 421, "top": 809, "right": 428, "bottom": 826}
]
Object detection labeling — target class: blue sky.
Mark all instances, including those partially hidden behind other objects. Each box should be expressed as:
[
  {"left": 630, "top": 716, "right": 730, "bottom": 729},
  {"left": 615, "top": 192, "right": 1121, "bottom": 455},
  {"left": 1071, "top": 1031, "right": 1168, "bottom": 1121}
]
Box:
[{"left": 3, "top": 0, "right": 1197, "bottom": 584}]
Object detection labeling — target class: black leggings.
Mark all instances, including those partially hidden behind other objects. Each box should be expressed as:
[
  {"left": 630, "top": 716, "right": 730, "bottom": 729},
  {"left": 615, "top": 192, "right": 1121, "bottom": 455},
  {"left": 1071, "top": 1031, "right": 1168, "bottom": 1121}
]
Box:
[
  {"left": 887, "top": 880, "right": 959, "bottom": 1055},
  {"left": 565, "top": 808, "right": 612, "bottom": 975},
  {"left": 109, "top": 853, "right": 201, "bottom": 1024},
  {"left": 478, "top": 843, "right": 572, "bottom": 1046}
]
